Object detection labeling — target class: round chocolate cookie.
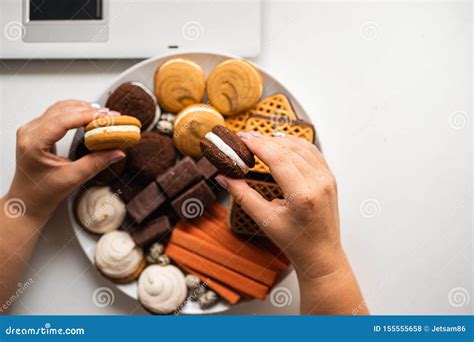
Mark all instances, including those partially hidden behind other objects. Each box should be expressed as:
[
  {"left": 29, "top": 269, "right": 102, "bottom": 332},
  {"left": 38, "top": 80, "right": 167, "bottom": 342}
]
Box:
[
  {"left": 127, "top": 131, "right": 177, "bottom": 182},
  {"left": 200, "top": 125, "right": 255, "bottom": 178},
  {"left": 105, "top": 82, "right": 159, "bottom": 130}
]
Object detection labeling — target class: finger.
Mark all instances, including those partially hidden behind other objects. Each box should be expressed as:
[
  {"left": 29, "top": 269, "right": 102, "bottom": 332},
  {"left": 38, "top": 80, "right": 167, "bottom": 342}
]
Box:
[
  {"left": 283, "top": 134, "right": 328, "bottom": 168},
  {"left": 67, "top": 150, "right": 126, "bottom": 185},
  {"left": 271, "top": 136, "right": 323, "bottom": 169},
  {"left": 43, "top": 108, "right": 107, "bottom": 146},
  {"left": 216, "top": 176, "right": 277, "bottom": 227},
  {"left": 238, "top": 134, "right": 307, "bottom": 194},
  {"left": 43, "top": 100, "right": 92, "bottom": 118}
]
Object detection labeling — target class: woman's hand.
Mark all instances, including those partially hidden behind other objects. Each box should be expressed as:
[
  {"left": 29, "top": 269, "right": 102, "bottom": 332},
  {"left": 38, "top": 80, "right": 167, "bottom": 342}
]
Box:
[
  {"left": 0, "top": 100, "right": 126, "bottom": 309},
  {"left": 216, "top": 132, "right": 367, "bottom": 315},
  {"left": 216, "top": 132, "right": 342, "bottom": 277},
  {"left": 5, "top": 100, "right": 125, "bottom": 224}
]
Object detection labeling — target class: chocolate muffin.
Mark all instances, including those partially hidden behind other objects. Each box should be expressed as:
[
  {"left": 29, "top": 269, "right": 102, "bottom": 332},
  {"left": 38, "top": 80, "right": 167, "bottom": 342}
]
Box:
[
  {"left": 126, "top": 132, "right": 177, "bottom": 183},
  {"left": 200, "top": 125, "right": 255, "bottom": 178},
  {"left": 106, "top": 82, "right": 159, "bottom": 130}
]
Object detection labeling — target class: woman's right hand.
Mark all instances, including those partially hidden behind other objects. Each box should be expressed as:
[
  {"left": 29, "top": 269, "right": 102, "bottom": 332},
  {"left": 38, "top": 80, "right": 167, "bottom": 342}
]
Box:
[
  {"left": 216, "top": 132, "right": 368, "bottom": 315},
  {"left": 215, "top": 132, "right": 344, "bottom": 280}
]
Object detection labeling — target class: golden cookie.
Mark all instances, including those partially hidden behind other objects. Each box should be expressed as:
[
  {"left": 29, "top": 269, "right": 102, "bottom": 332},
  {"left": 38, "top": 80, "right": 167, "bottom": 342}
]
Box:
[
  {"left": 154, "top": 58, "right": 206, "bottom": 113},
  {"left": 173, "top": 104, "right": 225, "bottom": 158},
  {"left": 207, "top": 59, "right": 263, "bottom": 116},
  {"left": 225, "top": 93, "right": 298, "bottom": 132},
  {"left": 84, "top": 115, "right": 142, "bottom": 152}
]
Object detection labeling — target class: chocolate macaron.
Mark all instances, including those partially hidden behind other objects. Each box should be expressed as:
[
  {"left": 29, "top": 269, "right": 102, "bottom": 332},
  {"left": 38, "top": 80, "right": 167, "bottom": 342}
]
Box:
[
  {"left": 106, "top": 82, "right": 160, "bottom": 131},
  {"left": 200, "top": 125, "right": 255, "bottom": 178}
]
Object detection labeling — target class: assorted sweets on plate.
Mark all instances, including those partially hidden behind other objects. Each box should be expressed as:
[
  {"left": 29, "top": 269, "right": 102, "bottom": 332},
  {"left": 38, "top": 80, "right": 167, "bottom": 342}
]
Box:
[{"left": 71, "top": 56, "right": 317, "bottom": 314}]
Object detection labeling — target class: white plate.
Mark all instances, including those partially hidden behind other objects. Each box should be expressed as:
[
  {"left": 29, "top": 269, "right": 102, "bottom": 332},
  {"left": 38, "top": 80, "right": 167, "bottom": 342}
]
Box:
[{"left": 68, "top": 52, "right": 312, "bottom": 314}]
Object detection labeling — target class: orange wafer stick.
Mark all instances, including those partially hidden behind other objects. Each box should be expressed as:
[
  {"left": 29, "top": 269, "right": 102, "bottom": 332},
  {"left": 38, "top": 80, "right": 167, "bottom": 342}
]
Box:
[
  {"left": 170, "top": 229, "right": 278, "bottom": 286},
  {"left": 166, "top": 243, "right": 269, "bottom": 300},
  {"left": 174, "top": 220, "right": 216, "bottom": 244},
  {"left": 181, "top": 266, "right": 241, "bottom": 304},
  {"left": 202, "top": 204, "right": 289, "bottom": 269},
  {"left": 191, "top": 215, "right": 287, "bottom": 271}
]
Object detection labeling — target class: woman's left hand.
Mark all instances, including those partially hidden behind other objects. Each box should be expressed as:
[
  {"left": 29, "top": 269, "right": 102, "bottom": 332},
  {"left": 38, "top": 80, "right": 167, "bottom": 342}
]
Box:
[{"left": 4, "top": 100, "right": 125, "bottom": 223}]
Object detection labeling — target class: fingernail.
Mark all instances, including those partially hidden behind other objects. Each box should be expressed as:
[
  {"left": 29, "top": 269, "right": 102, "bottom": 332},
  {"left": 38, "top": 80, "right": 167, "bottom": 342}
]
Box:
[
  {"left": 215, "top": 175, "right": 228, "bottom": 189},
  {"left": 238, "top": 131, "right": 260, "bottom": 140},
  {"left": 95, "top": 112, "right": 108, "bottom": 118},
  {"left": 109, "top": 151, "right": 125, "bottom": 164},
  {"left": 272, "top": 131, "right": 286, "bottom": 138},
  {"left": 90, "top": 103, "right": 101, "bottom": 109},
  {"left": 97, "top": 107, "right": 109, "bottom": 113},
  {"left": 108, "top": 110, "right": 121, "bottom": 116}
]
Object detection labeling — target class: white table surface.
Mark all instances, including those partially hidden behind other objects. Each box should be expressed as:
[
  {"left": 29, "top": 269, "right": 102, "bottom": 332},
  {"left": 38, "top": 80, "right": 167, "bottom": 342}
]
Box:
[{"left": 0, "top": 1, "right": 472, "bottom": 315}]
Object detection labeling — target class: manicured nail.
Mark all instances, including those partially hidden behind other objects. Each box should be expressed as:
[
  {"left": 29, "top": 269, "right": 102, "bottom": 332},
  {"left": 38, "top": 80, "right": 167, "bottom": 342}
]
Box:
[
  {"left": 109, "top": 151, "right": 125, "bottom": 164},
  {"left": 90, "top": 103, "right": 101, "bottom": 109},
  {"left": 97, "top": 107, "right": 109, "bottom": 113},
  {"left": 108, "top": 110, "right": 121, "bottom": 116},
  {"left": 95, "top": 111, "right": 108, "bottom": 118},
  {"left": 215, "top": 175, "right": 228, "bottom": 189},
  {"left": 238, "top": 131, "right": 260, "bottom": 140},
  {"left": 272, "top": 131, "right": 286, "bottom": 138}
]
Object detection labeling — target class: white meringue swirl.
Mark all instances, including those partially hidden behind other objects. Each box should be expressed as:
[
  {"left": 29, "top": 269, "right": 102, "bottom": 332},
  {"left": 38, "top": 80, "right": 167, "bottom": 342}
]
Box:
[
  {"left": 95, "top": 231, "right": 144, "bottom": 280},
  {"left": 138, "top": 265, "right": 187, "bottom": 314},
  {"left": 76, "top": 186, "right": 125, "bottom": 234}
]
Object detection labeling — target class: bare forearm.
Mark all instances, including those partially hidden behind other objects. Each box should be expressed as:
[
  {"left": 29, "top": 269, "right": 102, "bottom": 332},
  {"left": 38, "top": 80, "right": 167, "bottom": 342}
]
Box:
[
  {"left": 0, "top": 196, "right": 45, "bottom": 310},
  {"left": 297, "top": 249, "right": 368, "bottom": 315}
]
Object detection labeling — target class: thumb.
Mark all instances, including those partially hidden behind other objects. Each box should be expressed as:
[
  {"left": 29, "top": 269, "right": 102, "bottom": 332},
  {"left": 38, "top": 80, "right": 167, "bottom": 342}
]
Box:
[
  {"left": 69, "top": 150, "right": 125, "bottom": 185},
  {"left": 216, "top": 175, "right": 276, "bottom": 228}
]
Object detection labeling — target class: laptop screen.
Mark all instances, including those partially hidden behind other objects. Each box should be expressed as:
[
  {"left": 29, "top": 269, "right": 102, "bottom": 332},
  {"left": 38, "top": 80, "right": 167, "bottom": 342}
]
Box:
[{"left": 29, "top": 0, "right": 103, "bottom": 21}]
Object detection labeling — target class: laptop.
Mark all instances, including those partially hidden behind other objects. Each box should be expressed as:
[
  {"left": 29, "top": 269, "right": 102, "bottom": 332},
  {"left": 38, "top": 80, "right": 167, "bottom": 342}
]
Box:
[{"left": 0, "top": 0, "right": 261, "bottom": 59}]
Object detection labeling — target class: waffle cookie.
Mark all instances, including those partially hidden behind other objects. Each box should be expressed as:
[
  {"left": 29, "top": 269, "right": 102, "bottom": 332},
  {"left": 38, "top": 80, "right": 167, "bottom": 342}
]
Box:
[
  {"left": 225, "top": 93, "right": 298, "bottom": 133},
  {"left": 230, "top": 179, "right": 284, "bottom": 237},
  {"left": 245, "top": 114, "right": 316, "bottom": 173}
]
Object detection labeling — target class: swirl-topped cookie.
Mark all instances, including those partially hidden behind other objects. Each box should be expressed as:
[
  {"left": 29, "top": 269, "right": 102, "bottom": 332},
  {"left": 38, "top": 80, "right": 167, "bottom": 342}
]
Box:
[
  {"left": 154, "top": 58, "right": 206, "bottom": 113},
  {"left": 95, "top": 231, "right": 145, "bottom": 283},
  {"left": 138, "top": 265, "right": 187, "bottom": 314},
  {"left": 173, "top": 104, "right": 225, "bottom": 158},
  {"left": 75, "top": 186, "right": 126, "bottom": 234},
  {"left": 207, "top": 59, "right": 263, "bottom": 116}
]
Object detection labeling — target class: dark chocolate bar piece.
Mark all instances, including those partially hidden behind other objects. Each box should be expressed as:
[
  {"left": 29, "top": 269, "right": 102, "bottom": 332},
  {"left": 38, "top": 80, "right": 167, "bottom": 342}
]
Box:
[
  {"left": 171, "top": 180, "right": 216, "bottom": 220},
  {"left": 126, "top": 182, "right": 166, "bottom": 224},
  {"left": 132, "top": 216, "right": 171, "bottom": 247},
  {"left": 156, "top": 157, "right": 201, "bottom": 198},
  {"left": 196, "top": 157, "right": 219, "bottom": 179}
]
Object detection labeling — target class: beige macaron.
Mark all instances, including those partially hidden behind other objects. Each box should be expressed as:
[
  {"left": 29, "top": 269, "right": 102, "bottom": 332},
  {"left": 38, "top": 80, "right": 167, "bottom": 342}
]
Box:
[
  {"left": 173, "top": 104, "right": 225, "bottom": 158},
  {"left": 154, "top": 58, "right": 206, "bottom": 113},
  {"left": 84, "top": 115, "right": 142, "bottom": 152}
]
